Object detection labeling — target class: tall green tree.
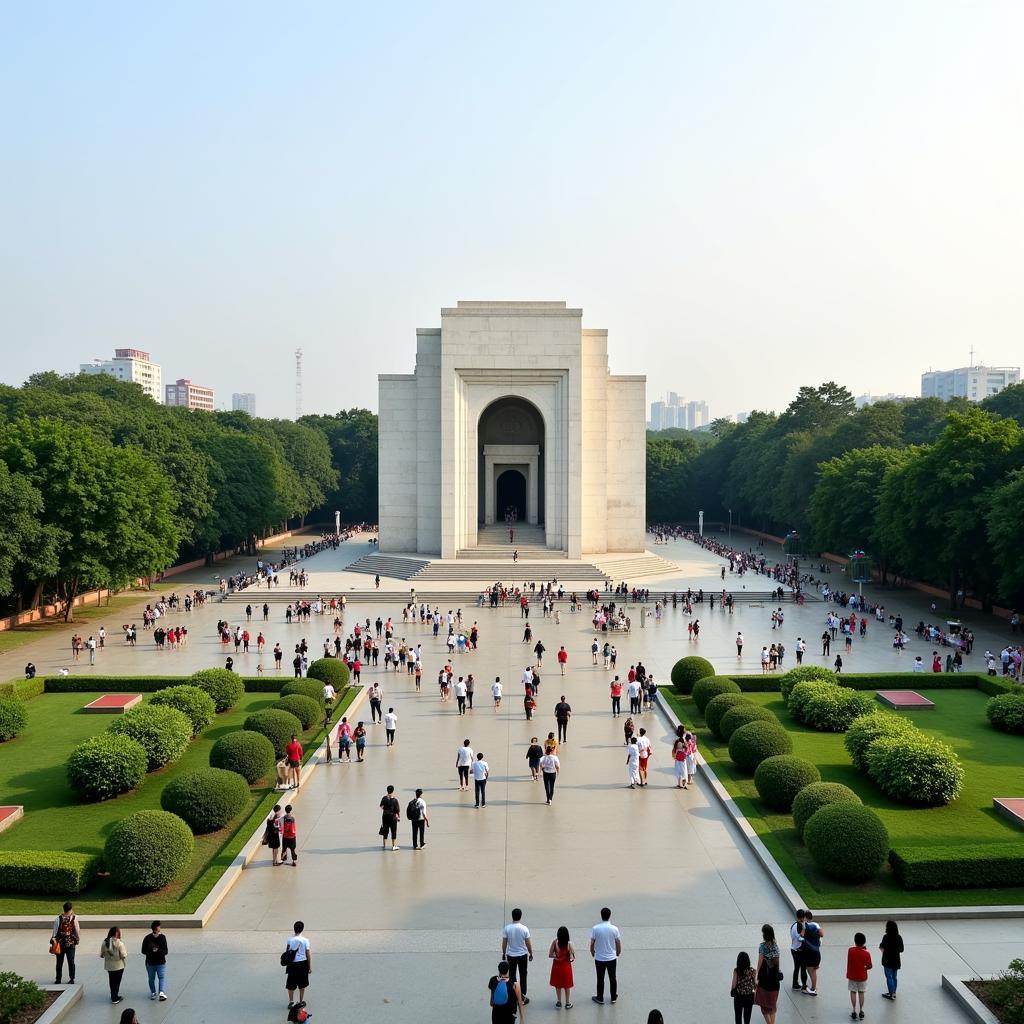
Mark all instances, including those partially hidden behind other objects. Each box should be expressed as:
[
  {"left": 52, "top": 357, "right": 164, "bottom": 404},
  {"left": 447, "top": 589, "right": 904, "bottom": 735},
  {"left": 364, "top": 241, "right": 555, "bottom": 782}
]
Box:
[{"left": 986, "top": 469, "right": 1024, "bottom": 602}]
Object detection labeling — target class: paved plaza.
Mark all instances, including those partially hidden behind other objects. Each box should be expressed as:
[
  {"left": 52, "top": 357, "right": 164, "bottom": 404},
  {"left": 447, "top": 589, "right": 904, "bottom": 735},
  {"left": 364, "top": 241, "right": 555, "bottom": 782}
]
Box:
[{"left": 2, "top": 533, "right": 1021, "bottom": 1023}]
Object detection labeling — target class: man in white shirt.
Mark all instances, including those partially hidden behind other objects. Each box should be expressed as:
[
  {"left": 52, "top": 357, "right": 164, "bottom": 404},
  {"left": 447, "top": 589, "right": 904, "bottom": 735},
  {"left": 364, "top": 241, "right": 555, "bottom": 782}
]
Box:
[
  {"left": 455, "top": 739, "right": 474, "bottom": 791},
  {"left": 501, "top": 908, "right": 534, "bottom": 1003},
  {"left": 383, "top": 708, "right": 398, "bottom": 747},
  {"left": 454, "top": 677, "right": 468, "bottom": 715},
  {"left": 472, "top": 752, "right": 489, "bottom": 807},
  {"left": 285, "top": 920, "right": 312, "bottom": 1010},
  {"left": 491, "top": 677, "right": 503, "bottom": 711},
  {"left": 789, "top": 908, "right": 807, "bottom": 990},
  {"left": 590, "top": 907, "right": 621, "bottom": 1004},
  {"left": 409, "top": 788, "right": 429, "bottom": 850},
  {"left": 626, "top": 678, "right": 641, "bottom": 715}
]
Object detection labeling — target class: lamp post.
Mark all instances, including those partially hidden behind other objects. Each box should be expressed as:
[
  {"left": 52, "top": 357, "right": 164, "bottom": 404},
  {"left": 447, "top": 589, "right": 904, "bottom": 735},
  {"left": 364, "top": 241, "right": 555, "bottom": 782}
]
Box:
[
  {"left": 728, "top": 508, "right": 732, "bottom": 540},
  {"left": 698, "top": 510, "right": 704, "bottom": 537}
]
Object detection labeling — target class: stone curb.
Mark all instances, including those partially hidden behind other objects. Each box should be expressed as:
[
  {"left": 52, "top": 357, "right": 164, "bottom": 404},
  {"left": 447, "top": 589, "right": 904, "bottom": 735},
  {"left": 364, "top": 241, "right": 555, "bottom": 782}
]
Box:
[
  {"left": 941, "top": 975, "right": 1000, "bottom": 1024},
  {"left": 0, "top": 687, "right": 366, "bottom": 931},
  {"left": 35, "top": 984, "right": 83, "bottom": 1024},
  {"left": 655, "top": 691, "right": 1024, "bottom": 922}
]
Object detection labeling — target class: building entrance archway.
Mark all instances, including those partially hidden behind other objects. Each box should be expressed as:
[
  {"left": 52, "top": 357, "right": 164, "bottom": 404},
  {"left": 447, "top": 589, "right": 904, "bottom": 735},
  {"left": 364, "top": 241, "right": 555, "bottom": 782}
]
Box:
[
  {"left": 495, "top": 469, "right": 527, "bottom": 523},
  {"left": 477, "top": 397, "right": 545, "bottom": 527}
]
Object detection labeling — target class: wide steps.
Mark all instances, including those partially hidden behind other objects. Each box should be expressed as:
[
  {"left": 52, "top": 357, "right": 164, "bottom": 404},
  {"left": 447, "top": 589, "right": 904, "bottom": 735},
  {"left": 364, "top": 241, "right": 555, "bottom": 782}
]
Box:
[
  {"left": 413, "top": 560, "right": 610, "bottom": 583},
  {"left": 344, "top": 553, "right": 430, "bottom": 580},
  {"left": 594, "top": 552, "right": 682, "bottom": 579}
]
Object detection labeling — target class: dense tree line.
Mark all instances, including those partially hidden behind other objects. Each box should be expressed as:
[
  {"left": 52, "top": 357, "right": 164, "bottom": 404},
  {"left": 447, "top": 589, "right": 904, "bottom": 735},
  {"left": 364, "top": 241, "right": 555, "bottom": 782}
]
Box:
[
  {"left": 647, "top": 382, "right": 1024, "bottom": 610},
  {"left": 0, "top": 373, "right": 378, "bottom": 617}
]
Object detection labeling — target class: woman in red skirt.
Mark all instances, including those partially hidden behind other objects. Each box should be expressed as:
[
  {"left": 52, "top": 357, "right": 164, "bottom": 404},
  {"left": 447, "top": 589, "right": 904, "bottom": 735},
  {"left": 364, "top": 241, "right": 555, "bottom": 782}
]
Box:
[{"left": 548, "top": 926, "right": 576, "bottom": 1009}]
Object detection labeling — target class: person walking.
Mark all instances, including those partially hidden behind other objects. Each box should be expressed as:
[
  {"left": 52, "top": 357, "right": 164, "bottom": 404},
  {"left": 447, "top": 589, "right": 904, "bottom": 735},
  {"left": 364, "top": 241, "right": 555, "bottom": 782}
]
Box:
[
  {"left": 800, "top": 911, "right": 822, "bottom": 995},
  {"left": 488, "top": 961, "right": 525, "bottom": 1024},
  {"left": 589, "top": 907, "right": 621, "bottom": 1005},
  {"left": 672, "top": 726, "right": 689, "bottom": 789},
  {"left": 731, "top": 950, "right": 757, "bottom": 1024},
  {"left": 100, "top": 926, "right": 128, "bottom": 1004},
  {"left": 753, "top": 924, "right": 780, "bottom": 1024},
  {"left": 379, "top": 785, "right": 401, "bottom": 850},
  {"left": 636, "top": 728, "right": 652, "bottom": 786},
  {"left": 455, "top": 676, "right": 468, "bottom": 714},
  {"left": 626, "top": 736, "right": 641, "bottom": 789},
  {"left": 879, "top": 920, "right": 903, "bottom": 1001},
  {"left": 736, "top": 632, "right": 744, "bottom": 658},
  {"left": 473, "top": 752, "right": 490, "bottom": 807},
  {"left": 369, "top": 682, "right": 383, "bottom": 724},
  {"left": 540, "top": 747, "right": 560, "bottom": 804},
  {"left": 280, "top": 804, "right": 299, "bottom": 865},
  {"left": 264, "top": 805, "right": 283, "bottom": 865},
  {"left": 286, "top": 734, "right": 302, "bottom": 789},
  {"left": 141, "top": 921, "right": 168, "bottom": 1002},
  {"left": 354, "top": 720, "right": 367, "bottom": 762},
  {"left": 51, "top": 901, "right": 80, "bottom": 984},
  {"left": 336, "top": 718, "right": 353, "bottom": 762},
  {"left": 557, "top": 646, "right": 568, "bottom": 675},
  {"left": 466, "top": 674, "right": 475, "bottom": 709},
  {"left": 492, "top": 677, "right": 503, "bottom": 711},
  {"left": 284, "top": 920, "right": 312, "bottom": 1011},
  {"left": 554, "top": 696, "right": 571, "bottom": 743},
  {"left": 384, "top": 707, "right": 398, "bottom": 747},
  {"left": 527, "top": 737, "right": 543, "bottom": 781},
  {"left": 456, "top": 739, "right": 474, "bottom": 791},
  {"left": 609, "top": 676, "right": 622, "bottom": 717},
  {"left": 548, "top": 926, "right": 575, "bottom": 1009},
  {"left": 408, "top": 788, "right": 429, "bottom": 850},
  {"left": 846, "top": 931, "right": 872, "bottom": 1019},
  {"left": 502, "top": 909, "right": 534, "bottom": 1005},
  {"left": 627, "top": 676, "right": 641, "bottom": 715}
]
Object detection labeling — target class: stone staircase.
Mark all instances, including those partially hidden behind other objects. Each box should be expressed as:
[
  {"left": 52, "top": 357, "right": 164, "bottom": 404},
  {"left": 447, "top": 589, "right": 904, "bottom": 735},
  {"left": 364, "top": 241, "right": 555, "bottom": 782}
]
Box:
[
  {"left": 594, "top": 552, "right": 682, "bottom": 580},
  {"left": 414, "top": 559, "right": 609, "bottom": 584},
  {"left": 343, "top": 553, "right": 430, "bottom": 581}
]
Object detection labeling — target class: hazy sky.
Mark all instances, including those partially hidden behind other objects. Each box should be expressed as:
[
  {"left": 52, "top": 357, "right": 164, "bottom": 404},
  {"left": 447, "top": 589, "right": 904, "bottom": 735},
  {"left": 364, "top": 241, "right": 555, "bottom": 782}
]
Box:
[{"left": 3, "top": 2, "right": 1022, "bottom": 420}]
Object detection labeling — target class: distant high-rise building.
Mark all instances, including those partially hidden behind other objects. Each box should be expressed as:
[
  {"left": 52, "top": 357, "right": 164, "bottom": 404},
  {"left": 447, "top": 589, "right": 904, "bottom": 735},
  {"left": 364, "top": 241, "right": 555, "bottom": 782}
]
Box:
[
  {"left": 921, "top": 365, "right": 1020, "bottom": 402},
  {"left": 80, "top": 348, "right": 162, "bottom": 403},
  {"left": 232, "top": 392, "right": 256, "bottom": 415},
  {"left": 735, "top": 411, "right": 750, "bottom": 424},
  {"left": 648, "top": 393, "right": 711, "bottom": 431},
  {"left": 165, "top": 378, "right": 215, "bottom": 411}
]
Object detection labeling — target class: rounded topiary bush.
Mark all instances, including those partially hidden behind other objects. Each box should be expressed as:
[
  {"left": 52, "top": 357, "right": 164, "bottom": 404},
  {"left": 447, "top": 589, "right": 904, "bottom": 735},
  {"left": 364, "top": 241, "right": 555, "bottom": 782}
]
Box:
[
  {"left": 306, "top": 658, "right": 349, "bottom": 689},
  {"left": 66, "top": 733, "right": 148, "bottom": 801},
  {"left": 844, "top": 712, "right": 918, "bottom": 772},
  {"left": 753, "top": 755, "right": 822, "bottom": 811},
  {"left": 803, "top": 803, "right": 889, "bottom": 881},
  {"left": 244, "top": 708, "right": 303, "bottom": 757},
  {"left": 670, "top": 656, "right": 716, "bottom": 694},
  {"left": 0, "top": 696, "right": 28, "bottom": 741},
  {"left": 728, "top": 720, "right": 792, "bottom": 773},
  {"left": 160, "top": 767, "right": 250, "bottom": 834},
  {"left": 779, "top": 666, "right": 837, "bottom": 703},
  {"left": 720, "top": 703, "right": 778, "bottom": 741},
  {"left": 705, "top": 693, "right": 752, "bottom": 739},
  {"left": 692, "top": 675, "right": 742, "bottom": 714},
  {"left": 280, "top": 679, "right": 326, "bottom": 708},
  {"left": 210, "top": 729, "right": 276, "bottom": 783},
  {"left": 104, "top": 809, "right": 194, "bottom": 891},
  {"left": 271, "top": 694, "right": 322, "bottom": 730},
  {"left": 149, "top": 685, "right": 217, "bottom": 736},
  {"left": 866, "top": 734, "right": 964, "bottom": 806},
  {"left": 191, "top": 668, "right": 245, "bottom": 712},
  {"left": 791, "top": 684, "right": 876, "bottom": 732},
  {"left": 792, "top": 781, "right": 863, "bottom": 839},
  {"left": 108, "top": 704, "right": 192, "bottom": 771},
  {"left": 986, "top": 693, "right": 1024, "bottom": 735}
]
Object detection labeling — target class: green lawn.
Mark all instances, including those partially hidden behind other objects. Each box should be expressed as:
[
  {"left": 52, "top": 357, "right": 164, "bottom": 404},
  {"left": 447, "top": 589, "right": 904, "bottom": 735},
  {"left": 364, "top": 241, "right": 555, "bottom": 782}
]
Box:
[
  {"left": 663, "top": 688, "right": 1024, "bottom": 908},
  {"left": 0, "top": 686, "right": 355, "bottom": 914}
]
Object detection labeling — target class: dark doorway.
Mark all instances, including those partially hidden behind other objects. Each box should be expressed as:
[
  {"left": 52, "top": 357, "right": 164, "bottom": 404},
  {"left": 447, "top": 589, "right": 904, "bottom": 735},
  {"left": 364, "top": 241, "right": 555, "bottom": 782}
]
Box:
[{"left": 496, "top": 470, "right": 527, "bottom": 524}]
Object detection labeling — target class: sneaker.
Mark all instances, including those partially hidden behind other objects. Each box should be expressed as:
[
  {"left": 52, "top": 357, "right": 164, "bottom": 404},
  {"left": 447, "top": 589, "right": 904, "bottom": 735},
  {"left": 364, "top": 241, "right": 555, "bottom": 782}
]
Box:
[
  {"left": 804, "top": 988, "right": 817, "bottom": 996},
  {"left": 881, "top": 993, "right": 894, "bottom": 1001},
  {"left": 159, "top": 992, "right": 167, "bottom": 1001},
  {"left": 591, "top": 996, "right": 604, "bottom": 1005},
  {"left": 611, "top": 996, "right": 618, "bottom": 1003},
  {"left": 150, "top": 993, "right": 158, "bottom": 1000},
  {"left": 392, "top": 845, "right": 400, "bottom": 851},
  {"left": 859, "top": 1014, "right": 864, "bottom": 1021}
]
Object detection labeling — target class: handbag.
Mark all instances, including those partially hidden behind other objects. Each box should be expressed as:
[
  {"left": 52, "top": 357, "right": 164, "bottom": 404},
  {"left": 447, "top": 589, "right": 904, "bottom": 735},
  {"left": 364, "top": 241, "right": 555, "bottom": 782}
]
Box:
[
  {"left": 378, "top": 825, "right": 387, "bottom": 837},
  {"left": 49, "top": 936, "right": 61, "bottom": 956},
  {"left": 280, "top": 945, "right": 297, "bottom": 967}
]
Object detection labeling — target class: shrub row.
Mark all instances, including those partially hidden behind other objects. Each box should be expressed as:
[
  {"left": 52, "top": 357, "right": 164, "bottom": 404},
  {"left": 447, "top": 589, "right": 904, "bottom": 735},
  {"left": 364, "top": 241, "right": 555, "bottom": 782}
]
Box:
[
  {"left": 692, "top": 676, "right": 740, "bottom": 713},
  {"left": 890, "top": 843, "right": 1024, "bottom": 890},
  {"left": 754, "top": 755, "right": 821, "bottom": 811},
  {"left": 280, "top": 679, "right": 326, "bottom": 708},
  {"left": 792, "top": 782, "right": 862, "bottom": 838},
  {"left": 779, "top": 666, "right": 837, "bottom": 702},
  {"left": 0, "top": 697, "right": 28, "bottom": 742},
  {"left": 987, "top": 692, "right": 1024, "bottom": 734},
  {"left": 210, "top": 729, "right": 277, "bottom": 783},
  {"left": 0, "top": 851, "right": 101, "bottom": 894},
  {"left": 720, "top": 703, "right": 776, "bottom": 740},
  {"left": 728, "top": 720, "right": 791, "bottom": 773},
  {"left": 788, "top": 680, "right": 875, "bottom": 732},
  {"left": 693, "top": 671, "right": 994, "bottom": 695},
  {"left": 66, "top": 733, "right": 148, "bottom": 801},
  {"left": 0, "top": 677, "right": 45, "bottom": 700},
  {"left": 704, "top": 693, "right": 750, "bottom": 738},
  {"left": 40, "top": 674, "right": 283, "bottom": 695},
  {"left": 191, "top": 669, "right": 245, "bottom": 712},
  {"left": 244, "top": 708, "right": 303, "bottom": 757},
  {"left": 306, "top": 658, "right": 350, "bottom": 689},
  {"left": 670, "top": 656, "right": 715, "bottom": 694}
]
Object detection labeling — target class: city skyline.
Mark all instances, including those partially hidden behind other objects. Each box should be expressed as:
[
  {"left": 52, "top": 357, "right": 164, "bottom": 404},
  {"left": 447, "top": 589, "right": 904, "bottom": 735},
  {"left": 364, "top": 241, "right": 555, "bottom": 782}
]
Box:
[{"left": 2, "top": 3, "right": 1022, "bottom": 419}]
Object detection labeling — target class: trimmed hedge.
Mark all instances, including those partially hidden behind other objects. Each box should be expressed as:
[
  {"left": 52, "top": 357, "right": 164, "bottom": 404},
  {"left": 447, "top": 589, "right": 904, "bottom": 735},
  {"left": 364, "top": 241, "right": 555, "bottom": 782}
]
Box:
[
  {"left": 753, "top": 755, "right": 821, "bottom": 811},
  {"left": 804, "top": 803, "right": 890, "bottom": 882},
  {"left": 987, "top": 692, "right": 1024, "bottom": 735},
  {"left": 0, "top": 697, "right": 28, "bottom": 742},
  {"left": 704, "top": 693, "right": 752, "bottom": 739},
  {"left": 670, "top": 656, "right": 715, "bottom": 694},
  {"left": 844, "top": 712, "right": 918, "bottom": 773},
  {"left": 244, "top": 708, "right": 303, "bottom": 757},
  {"left": 0, "top": 677, "right": 45, "bottom": 700},
  {"left": 692, "top": 675, "right": 741, "bottom": 714},
  {"left": 191, "top": 668, "right": 245, "bottom": 712},
  {"left": 149, "top": 685, "right": 217, "bottom": 736},
  {"left": 728, "top": 720, "right": 792, "bottom": 773},
  {"left": 108, "top": 704, "right": 192, "bottom": 771},
  {"left": 788, "top": 681, "right": 875, "bottom": 732},
  {"left": 272, "top": 694, "right": 322, "bottom": 730},
  {"left": 890, "top": 843, "right": 1024, "bottom": 890},
  {"left": 161, "top": 767, "right": 250, "bottom": 834},
  {"left": 779, "top": 666, "right": 837, "bottom": 702},
  {"left": 306, "top": 658, "right": 350, "bottom": 689},
  {"left": 280, "top": 679, "right": 327, "bottom": 707},
  {"left": 104, "top": 809, "right": 195, "bottom": 891},
  {"left": 720, "top": 703, "right": 777, "bottom": 741},
  {"left": 866, "top": 734, "right": 964, "bottom": 806},
  {"left": 66, "top": 733, "right": 148, "bottom": 801},
  {"left": 792, "top": 781, "right": 862, "bottom": 839},
  {"left": 40, "top": 674, "right": 285, "bottom": 694},
  {"left": 0, "top": 851, "right": 101, "bottom": 894},
  {"left": 210, "top": 729, "right": 277, "bottom": 783}
]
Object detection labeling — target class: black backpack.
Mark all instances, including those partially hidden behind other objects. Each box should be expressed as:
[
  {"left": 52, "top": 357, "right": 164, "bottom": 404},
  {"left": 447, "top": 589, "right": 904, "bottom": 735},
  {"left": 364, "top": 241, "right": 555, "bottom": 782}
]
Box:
[{"left": 407, "top": 798, "right": 421, "bottom": 821}]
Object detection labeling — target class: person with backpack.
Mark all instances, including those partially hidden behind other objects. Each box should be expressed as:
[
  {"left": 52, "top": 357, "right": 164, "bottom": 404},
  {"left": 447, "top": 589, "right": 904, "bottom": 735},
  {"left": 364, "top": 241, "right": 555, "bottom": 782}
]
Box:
[
  {"left": 51, "top": 901, "right": 80, "bottom": 984},
  {"left": 280, "top": 805, "right": 298, "bottom": 866},
  {"left": 488, "top": 960, "right": 525, "bottom": 1024},
  {"left": 283, "top": 920, "right": 312, "bottom": 1012},
  {"left": 408, "top": 788, "right": 429, "bottom": 850},
  {"left": 753, "top": 923, "right": 781, "bottom": 1023}
]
